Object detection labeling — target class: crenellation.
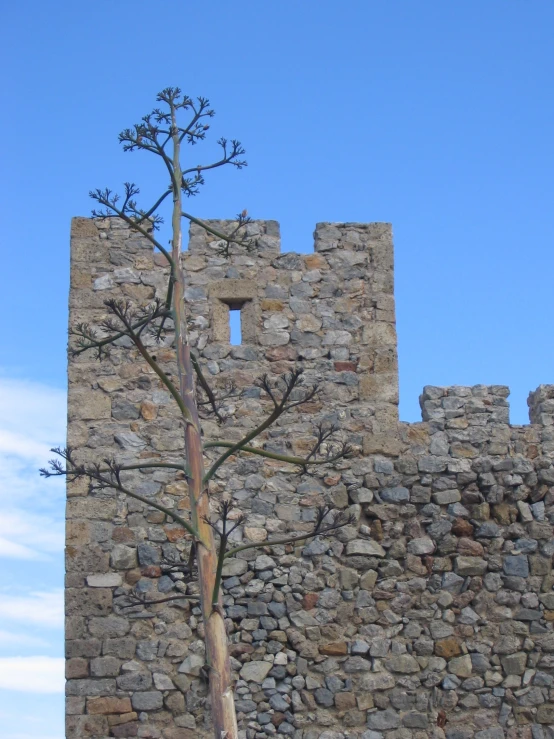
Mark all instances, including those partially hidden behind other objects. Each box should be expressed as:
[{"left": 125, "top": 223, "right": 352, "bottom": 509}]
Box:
[
  {"left": 528, "top": 385, "right": 554, "bottom": 427},
  {"left": 66, "top": 216, "right": 554, "bottom": 739},
  {"left": 420, "top": 385, "right": 511, "bottom": 426}
]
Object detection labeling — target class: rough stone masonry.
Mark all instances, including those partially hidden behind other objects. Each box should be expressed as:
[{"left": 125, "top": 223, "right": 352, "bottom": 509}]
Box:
[{"left": 66, "top": 216, "right": 554, "bottom": 739}]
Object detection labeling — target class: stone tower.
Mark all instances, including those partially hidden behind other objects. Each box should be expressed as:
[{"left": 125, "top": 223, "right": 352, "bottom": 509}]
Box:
[{"left": 66, "top": 216, "right": 554, "bottom": 739}]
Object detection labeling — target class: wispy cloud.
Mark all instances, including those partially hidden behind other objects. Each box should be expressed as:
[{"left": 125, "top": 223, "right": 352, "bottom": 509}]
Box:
[
  {"left": 0, "top": 375, "right": 66, "bottom": 561},
  {"left": 0, "top": 630, "right": 49, "bottom": 648},
  {"left": 0, "top": 511, "right": 64, "bottom": 561},
  {"left": 0, "top": 656, "right": 64, "bottom": 693},
  {"left": 0, "top": 590, "right": 63, "bottom": 629}
]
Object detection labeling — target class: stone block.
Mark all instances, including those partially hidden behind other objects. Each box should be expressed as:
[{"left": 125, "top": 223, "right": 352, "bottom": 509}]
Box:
[
  {"left": 346, "top": 540, "right": 385, "bottom": 557},
  {"left": 360, "top": 373, "right": 399, "bottom": 403},
  {"left": 66, "top": 714, "right": 109, "bottom": 738},
  {"left": 130, "top": 691, "right": 163, "bottom": 711},
  {"left": 87, "top": 697, "right": 132, "bottom": 714},
  {"left": 68, "top": 389, "right": 111, "bottom": 421}
]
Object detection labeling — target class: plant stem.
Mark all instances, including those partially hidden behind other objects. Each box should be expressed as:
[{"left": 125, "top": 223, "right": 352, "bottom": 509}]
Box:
[{"left": 169, "top": 98, "right": 238, "bottom": 739}]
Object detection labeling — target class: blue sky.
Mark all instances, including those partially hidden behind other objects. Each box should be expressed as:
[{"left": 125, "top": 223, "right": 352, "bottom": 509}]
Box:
[{"left": 2, "top": 1, "right": 554, "bottom": 737}]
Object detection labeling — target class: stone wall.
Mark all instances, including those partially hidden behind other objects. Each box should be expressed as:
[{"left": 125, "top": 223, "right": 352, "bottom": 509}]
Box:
[{"left": 66, "top": 217, "right": 554, "bottom": 739}]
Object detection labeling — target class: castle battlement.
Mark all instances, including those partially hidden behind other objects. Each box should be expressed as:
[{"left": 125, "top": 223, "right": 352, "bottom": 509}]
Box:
[{"left": 66, "top": 216, "right": 554, "bottom": 739}]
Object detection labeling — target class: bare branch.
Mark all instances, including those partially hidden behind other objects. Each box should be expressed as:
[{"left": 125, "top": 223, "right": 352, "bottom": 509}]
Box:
[
  {"left": 70, "top": 299, "right": 171, "bottom": 359},
  {"left": 191, "top": 354, "right": 240, "bottom": 422},
  {"left": 42, "top": 448, "right": 201, "bottom": 542},
  {"left": 120, "top": 591, "right": 200, "bottom": 609},
  {"left": 204, "top": 370, "right": 322, "bottom": 482},
  {"left": 225, "top": 506, "right": 355, "bottom": 558},
  {"left": 100, "top": 299, "right": 193, "bottom": 425},
  {"left": 203, "top": 436, "right": 352, "bottom": 472},
  {"left": 89, "top": 188, "right": 174, "bottom": 266},
  {"left": 181, "top": 210, "right": 253, "bottom": 255}
]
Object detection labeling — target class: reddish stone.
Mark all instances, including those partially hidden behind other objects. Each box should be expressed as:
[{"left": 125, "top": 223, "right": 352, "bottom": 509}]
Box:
[
  {"left": 453, "top": 590, "right": 476, "bottom": 609},
  {"left": 112, "top": 527, "right": 135, "bottom": 544},
  {"left": 334, "top": 362, "right": 358, "bottom": 372},
  {"left": 272, "top": 712, "right": 287, "bottom": 727},
  {"left": 163, "top": 730, "right": 196, "bottom": 739},
  {"left": 370, "top": 520, "right": 384, "bottom": 541},
  {"left": 229, "top": 643, "right": 254, "bottom": 657},
  {"left": 108, "top": 713, "right": 138, "bottom": 727},
  {"left": 451, "top": 518, "right": 474, "bottom": 537},
  {"left": 270, "top": 361, "right": 296, "bottom": 375},
  {"left": 153, "top": 253, "right": 170, "bottom": 266},
  {"left": 335, "top": 692, "right": 357, "bottom": 711},
  {"left": 265, "top": 346, "right": 297, "bottom": 362},
  {"left": 301, "top": 690, "right": 317, "bottom": 710},
  {"left": 457, "top": 537, "right": 484, "bottom": 556},
  {"left": 320, "top": 641, "right": 348, "bottom": 656},
  {"left": 260, "top": 299, "right": 284, "bottom": 311},
  {"left": 140, "top": 400, "right": 158, "bottom": 421},
  {"left": 435, "top": 637, "right": 462, "bottom": 658},
  {"left": 88, "top": 697, "right": 132, "bottom": 715},
  {"left": 304, "top": 254, "right": 326, "bottom": 269},
  {"left": 125, "top": 569, "right": 141, "bottom": 585},
  {"left": 303, "top": 592, "right": 319, "bottom": 610},
  {"left": 164, "top": 526, "right": 185, "bottom": 542},
  {"left": 372, "top": 589, "right": 394, "bottom": 600},
  {"left": 141, "top": 565, "right": 162, "bottom": 578},
  {"left": 111, "top": 721, "right": 139, "bottom": 737},
  {"left": 297, "top": 400, "right": 322, "bottom": 414},
  {"left": 66, "top": 657, "right": 88, "bottom": 679}
]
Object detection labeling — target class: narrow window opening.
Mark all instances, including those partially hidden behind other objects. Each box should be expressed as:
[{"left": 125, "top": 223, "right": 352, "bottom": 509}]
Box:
[{"left": 229, "top": 306, "right": 242, "bottom": 345}]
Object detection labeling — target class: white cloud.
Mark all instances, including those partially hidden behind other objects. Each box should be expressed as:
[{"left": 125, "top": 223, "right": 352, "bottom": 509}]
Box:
[
  {"left": 0, "top": 590, "right": 63, "bottom": 629},
  {"left": 0, "top": 630, "right": 49, "bottom": 648},
  {"left": 0, "top": 429, "right": 49, "bottom": 460},
  {"left": 0, "top": 375, "right": 66, "bottom": 560},
  {"left": 0, "top": 378, "right": 66, "bottom": 444},
  {"left": 0, "top": 511, "right": 64, "bottom": 560},
  {"left": 0, "top": 538, "right": 42, "bottom": 560},
  {"left": 0, "top": 656, "right": 64, "bottom": 693}
]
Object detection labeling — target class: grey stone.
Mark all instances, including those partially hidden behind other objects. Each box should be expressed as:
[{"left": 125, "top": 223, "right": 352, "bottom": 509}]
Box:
[
  {"left": 407, "top": 537, "right": 435, "bottom": 555},
  {"left": 110, "top": 544, "right": 137, "bottom": 570},
  {"left": 432, "top": 489, "right": 461, "bottom": 505},
  {"left": 240, "top": 661, "right": 273, "bottom": 682},
  {"left": 178, "top": 654, "right": 204, "bottom": 676},
  {"left": 385, "top": 654, "right": 420, "bottom": 673},
  {"left": 114, "top": 431, "right": 147, "bottom": 450},
  {"left": 503, "top": 555, "right": 529, "bottom": 577},
  {"left": 221, "top": 558, "right": 248, "bottom": 577},
  {"left": 366, "top": 709, "right": 400, "bottom": 731},
  {"left": 380, "top": 487, "right": 410, "bottom": 503},
  {"left": 137, "top": 543, "right": 160, "bottom": 565},
  {"left": 314, "top": 688, "right": 334, "bottom": 707},
  {"left": 475, "top": 729, "right": 504, "bottom": 739},
  {"left": 131, "top": 691, "right": 163, "bottom": 711},
  {"left": 441, "top": 572, "right": 465, "bottom": 593},
  {"left": 500, "top": 652, "right": 527, "bottom": 675},
  {"left": 269, "top": 694, "right": 289, "bottom": 712},
  {"left": 346, "top": 540, "right": 386, "bottom": 557},
  {"left": 66, "top": 678, "right": 115, "bottom": 696},
  {"left": 254, "top": 555, "right": 277, "bottom": 570},
  {"left": 359, "top": 672, "right": 396, "bottom": 691},
  {"left": 268, "top": 602, "right": 287, "bottom": 619}
]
